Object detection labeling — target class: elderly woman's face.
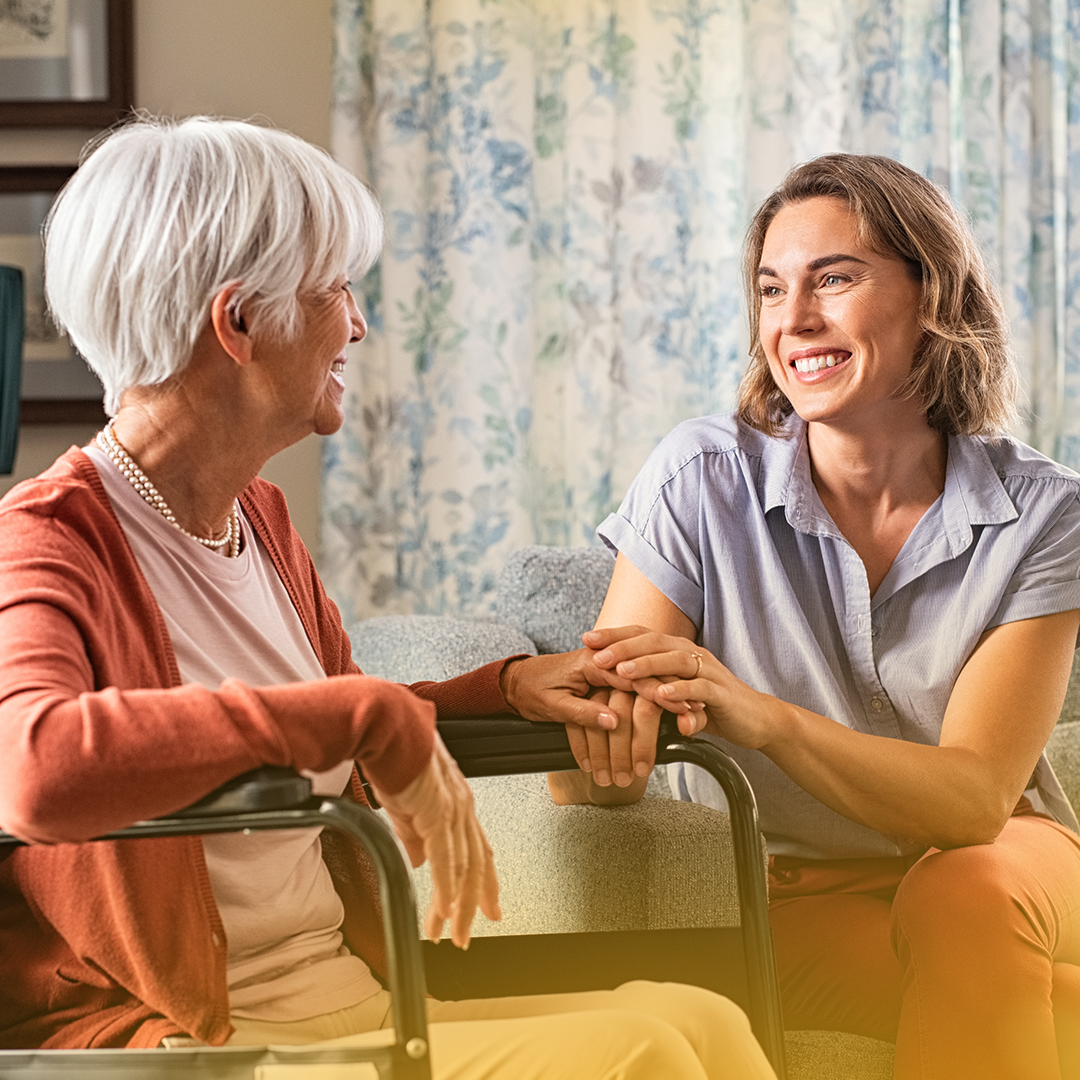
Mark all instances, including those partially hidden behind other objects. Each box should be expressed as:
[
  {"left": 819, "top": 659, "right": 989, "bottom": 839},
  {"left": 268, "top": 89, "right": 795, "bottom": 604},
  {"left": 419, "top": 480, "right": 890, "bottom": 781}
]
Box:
[
  {"left": 757, "top": 196, "right": 923, "bottom": 430},
  {"left": 252, "top": 276, "right": 367, "bottom": 440}
]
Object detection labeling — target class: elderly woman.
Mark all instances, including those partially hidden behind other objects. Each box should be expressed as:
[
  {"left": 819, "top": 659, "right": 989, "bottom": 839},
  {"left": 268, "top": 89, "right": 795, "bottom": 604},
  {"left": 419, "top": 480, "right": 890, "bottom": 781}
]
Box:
[
  {"left": 554, "top": 155, "right": 1080, "bottom": 1079},
  {"left": 0, "top": 117, "right": 776, "bottom": 1080}
]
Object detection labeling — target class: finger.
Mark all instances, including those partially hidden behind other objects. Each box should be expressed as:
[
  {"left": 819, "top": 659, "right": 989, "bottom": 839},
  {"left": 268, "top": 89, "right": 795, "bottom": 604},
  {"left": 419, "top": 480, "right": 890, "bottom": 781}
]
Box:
[
  {"left": 615, "top": 648, "right": 707, "bottom": 683},
  {"left": 678, "top": 702, "right": 708, "bottom": 736},
  {"left": 591, "top": 632, "right": 689, "bottom": 670},
  {"left": 477, "top": 833, "right": 501, "bottom": 923},
  {"left": 584, "top": 724, "right": 614, "bottom": 786},
  {"left": 551, "top": 691, "right": 621, "bottom": 731},
  {"left": 603, "top": 689, "right": 637, "bottom": 786},
  {"left": 630, "top": 694, "right": 662, "bottom": 776},
  {"left": 422, "top": 823, "right": 454, "bottom": 942},
  {"left": 628, "top": 674, "right": 695, "bottom": 713},
  {"left": 449, "top": 819, "right": 484, "bottom": 949},
  {"left": 583, "top": 687, "right": 633, "bottom": 784},
  {"left": 582, "top": 625, "right": 651, "bottom": 652},
  {"left": 565, "top": 722, "right": 592, "bottom": 771}
]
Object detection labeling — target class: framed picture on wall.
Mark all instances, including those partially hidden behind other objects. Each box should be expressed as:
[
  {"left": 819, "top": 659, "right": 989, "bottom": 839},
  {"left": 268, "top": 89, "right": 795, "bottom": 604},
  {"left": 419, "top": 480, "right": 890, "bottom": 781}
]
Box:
[
  {"left": 0, "top": 0, "right": 133, "bottom": 127},
  {"left": 0, "top": 164, "right": 105, "bottom": 423}
]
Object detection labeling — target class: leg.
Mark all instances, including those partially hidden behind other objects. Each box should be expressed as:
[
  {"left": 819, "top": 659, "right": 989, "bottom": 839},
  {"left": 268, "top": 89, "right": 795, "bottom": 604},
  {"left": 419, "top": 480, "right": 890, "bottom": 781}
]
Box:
[
  {"left": 769, "top": 892, "right": 901, "bottom": 1040},
  {"left": 426, "top": 980, "right": 776, "bottom": 1080},
  {"left": 891, "top": 815, "right": 1080, "bottom": 1080},
  {"left": 767, "top": 854, "right": 910, "bottom": 1040},
  {"left": 227, "top": 981, "right": 776, "bottom": 1080},
  {"left": 1053, "top": 962, "right": 1080, "bottom": 1078},
  {"left": 424, "top": 1009, "right": 710, "bottom": 1080}
]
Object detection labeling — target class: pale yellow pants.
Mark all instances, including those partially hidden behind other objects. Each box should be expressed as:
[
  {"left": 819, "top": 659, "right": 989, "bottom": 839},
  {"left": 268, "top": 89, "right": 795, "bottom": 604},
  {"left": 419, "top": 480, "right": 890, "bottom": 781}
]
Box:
[{"left": 226, "top": 979, "right": 777, "bottom": 1080}]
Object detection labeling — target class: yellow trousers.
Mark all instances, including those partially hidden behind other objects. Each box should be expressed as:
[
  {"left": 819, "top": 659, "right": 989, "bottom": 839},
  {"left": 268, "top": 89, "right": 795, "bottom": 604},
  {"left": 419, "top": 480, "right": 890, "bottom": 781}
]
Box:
[{"left": 227, "top": 979, "right": 777, "bottom": 1080}]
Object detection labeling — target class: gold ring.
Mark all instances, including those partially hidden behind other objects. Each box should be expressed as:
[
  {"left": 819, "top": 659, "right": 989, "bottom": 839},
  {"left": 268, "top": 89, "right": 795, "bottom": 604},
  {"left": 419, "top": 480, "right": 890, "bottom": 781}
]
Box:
[{"left": 690, "top": 652, "right": 702, "bottom": 678}]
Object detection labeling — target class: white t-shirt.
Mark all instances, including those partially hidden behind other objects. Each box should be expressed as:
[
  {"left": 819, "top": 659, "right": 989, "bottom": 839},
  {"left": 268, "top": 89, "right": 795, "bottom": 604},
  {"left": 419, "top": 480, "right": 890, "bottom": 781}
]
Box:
[{"left": 88, "top": 445, "right": 382, "bottom": 1021}]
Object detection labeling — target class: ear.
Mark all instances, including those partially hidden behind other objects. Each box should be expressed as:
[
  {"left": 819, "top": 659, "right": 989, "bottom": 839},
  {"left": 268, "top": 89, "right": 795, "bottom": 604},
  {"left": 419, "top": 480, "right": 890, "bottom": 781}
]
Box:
[{"left": 209, "top": 283, "right": 254, "bottom": 366}]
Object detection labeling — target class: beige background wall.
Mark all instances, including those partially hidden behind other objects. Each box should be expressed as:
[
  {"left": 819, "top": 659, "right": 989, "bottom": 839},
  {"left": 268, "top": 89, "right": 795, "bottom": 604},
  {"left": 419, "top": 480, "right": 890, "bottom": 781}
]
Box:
[{"left": 0, "top": 0, "right": 334, "bottom": 558}]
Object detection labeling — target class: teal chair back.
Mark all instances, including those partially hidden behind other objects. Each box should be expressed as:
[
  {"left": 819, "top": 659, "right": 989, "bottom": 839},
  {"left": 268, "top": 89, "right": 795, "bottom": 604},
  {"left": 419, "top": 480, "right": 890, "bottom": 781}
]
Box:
[{"left": 0, "top": 265, "right": 23, "bottom": 475}]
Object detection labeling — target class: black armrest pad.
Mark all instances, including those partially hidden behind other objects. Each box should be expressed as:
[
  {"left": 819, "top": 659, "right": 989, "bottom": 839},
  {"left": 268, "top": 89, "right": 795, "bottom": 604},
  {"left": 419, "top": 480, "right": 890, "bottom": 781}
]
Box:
[{"left": 174, "top": 766, "right": 313, "bottom": 817}]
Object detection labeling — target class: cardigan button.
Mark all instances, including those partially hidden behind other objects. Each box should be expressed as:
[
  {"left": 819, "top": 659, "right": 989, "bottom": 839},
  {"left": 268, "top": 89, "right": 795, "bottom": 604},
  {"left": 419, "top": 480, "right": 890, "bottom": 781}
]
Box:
[{"left": 211, "top": 932, "right": 222, "bottom": 948}]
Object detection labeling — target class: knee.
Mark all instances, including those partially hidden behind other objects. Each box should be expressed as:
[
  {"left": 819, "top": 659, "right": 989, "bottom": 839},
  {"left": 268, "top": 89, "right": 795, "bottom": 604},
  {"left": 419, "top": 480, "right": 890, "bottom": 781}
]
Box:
[
  {"left": 605, "top": 1011, "right": 708, "bottom": 1080},
  {"left": 613, "top": 980, "right": 754, "bottom": 1039},
  {"left": 891, "top": 846, "right": 1032, "bottom": 957}
]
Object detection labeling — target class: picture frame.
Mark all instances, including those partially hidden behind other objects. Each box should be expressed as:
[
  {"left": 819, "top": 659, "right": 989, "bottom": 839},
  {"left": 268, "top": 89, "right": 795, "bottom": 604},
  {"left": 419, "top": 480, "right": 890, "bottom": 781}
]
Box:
[
  {"left": 0, "top": 0, "right": 133, "bottom": 128},
  {"left": 0, "top": 164, "right": 105, "bottom": 424}
]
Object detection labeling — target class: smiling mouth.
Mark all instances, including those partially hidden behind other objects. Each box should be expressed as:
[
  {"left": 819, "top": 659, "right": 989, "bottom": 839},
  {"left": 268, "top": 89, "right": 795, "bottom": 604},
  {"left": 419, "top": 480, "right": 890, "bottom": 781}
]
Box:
[
  {"left": 331, "top": 360, "right": 345, "bottom": 375},
  {"left": 792, "top": 352, "right": 850, "bottom": 373}
]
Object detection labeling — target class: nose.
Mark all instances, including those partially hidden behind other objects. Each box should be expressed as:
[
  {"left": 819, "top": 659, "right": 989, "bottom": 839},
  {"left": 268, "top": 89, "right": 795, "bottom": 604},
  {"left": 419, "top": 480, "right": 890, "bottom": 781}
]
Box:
[
  {"left": 346, "top": 288, "right": 367, "bottom": 343},
  {"left": 780, "top": 285, "right": 824, "bottom": 337}
]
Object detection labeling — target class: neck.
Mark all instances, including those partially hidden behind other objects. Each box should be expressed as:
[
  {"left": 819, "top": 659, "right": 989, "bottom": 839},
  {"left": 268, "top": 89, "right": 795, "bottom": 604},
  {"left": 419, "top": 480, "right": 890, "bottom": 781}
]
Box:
[
  {"left": 107, "top": 395, "right": 268, "bottom": 543},
  {"left": 805, "top": 410, "right": 947, "bottom": 513}
]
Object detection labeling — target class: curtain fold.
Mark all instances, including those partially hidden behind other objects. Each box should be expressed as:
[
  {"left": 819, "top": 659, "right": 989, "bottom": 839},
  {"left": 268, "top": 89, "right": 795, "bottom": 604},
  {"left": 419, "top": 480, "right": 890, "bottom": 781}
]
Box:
[{"left": 327, "top": 0, "right": 1080, "bottom": 622}]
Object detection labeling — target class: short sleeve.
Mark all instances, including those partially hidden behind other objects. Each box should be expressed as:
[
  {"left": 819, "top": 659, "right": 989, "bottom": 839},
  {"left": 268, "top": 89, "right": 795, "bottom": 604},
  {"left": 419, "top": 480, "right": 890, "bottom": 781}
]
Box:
[
  {"left": 596, "top": 431, "right": 708, "bottom": 628},
  {"left": 989, "top": 489, "right": 1080, "bottom": 632}
]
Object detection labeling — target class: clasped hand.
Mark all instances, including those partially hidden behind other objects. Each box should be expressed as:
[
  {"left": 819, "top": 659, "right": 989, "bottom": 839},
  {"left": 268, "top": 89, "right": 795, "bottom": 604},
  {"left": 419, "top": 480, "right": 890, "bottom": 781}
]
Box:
[{"left": 507, "top": 626, "right": 775, "bottom": 790}]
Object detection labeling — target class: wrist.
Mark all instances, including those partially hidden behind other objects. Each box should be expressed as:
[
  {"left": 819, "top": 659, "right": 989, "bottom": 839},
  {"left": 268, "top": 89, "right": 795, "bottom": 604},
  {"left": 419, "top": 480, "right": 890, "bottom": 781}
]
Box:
[
  {"left": 498, "top": 656, "right": 527, "bottom": 714},
  {"left": 757, "top": 695, "right": 803, "bottom": 756}
]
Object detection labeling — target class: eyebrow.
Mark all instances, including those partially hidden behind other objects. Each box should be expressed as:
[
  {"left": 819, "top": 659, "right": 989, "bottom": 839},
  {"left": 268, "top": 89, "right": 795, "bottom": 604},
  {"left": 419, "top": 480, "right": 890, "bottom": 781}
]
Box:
[{"left": 757, "top": 253, "right": 871, "bottom": 277}]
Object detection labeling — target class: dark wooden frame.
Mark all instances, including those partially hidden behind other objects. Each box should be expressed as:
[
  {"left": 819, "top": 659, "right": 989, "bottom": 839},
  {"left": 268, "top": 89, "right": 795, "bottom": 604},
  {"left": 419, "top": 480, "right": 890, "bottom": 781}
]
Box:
[
  {"left": 0, "top": 164, "right": 105, "bottom": 425},
  {"left": 0, "top": 0, "right": 133, "bottom": 128}
]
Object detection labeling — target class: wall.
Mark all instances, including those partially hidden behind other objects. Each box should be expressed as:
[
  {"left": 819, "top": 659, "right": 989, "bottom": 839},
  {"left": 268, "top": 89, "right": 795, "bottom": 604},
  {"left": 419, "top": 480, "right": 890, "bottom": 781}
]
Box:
[{"left": 0, "top": 0, "right": 333, "bottom": 558}]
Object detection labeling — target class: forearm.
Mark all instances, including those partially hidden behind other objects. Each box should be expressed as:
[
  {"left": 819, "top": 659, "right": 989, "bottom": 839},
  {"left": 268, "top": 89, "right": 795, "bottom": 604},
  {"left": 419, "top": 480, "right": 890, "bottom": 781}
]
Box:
[
  {"left": 760, "top": 701, "right": 1015, "bottom": 848},
  {"left": 0, "top": 603, "right": 435, "bottom": 843}
]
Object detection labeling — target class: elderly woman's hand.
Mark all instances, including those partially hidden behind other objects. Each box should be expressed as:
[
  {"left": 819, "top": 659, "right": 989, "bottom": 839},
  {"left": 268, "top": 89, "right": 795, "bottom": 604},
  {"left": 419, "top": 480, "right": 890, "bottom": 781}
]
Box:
[{"left": 373, "top": 732, "right": 500, "bottom": 949}]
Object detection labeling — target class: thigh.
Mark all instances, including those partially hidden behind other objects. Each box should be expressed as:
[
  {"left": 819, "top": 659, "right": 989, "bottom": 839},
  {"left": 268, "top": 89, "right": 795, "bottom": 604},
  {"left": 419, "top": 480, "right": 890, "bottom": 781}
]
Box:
[
  {"left": 890, "top": 815, "right": 1080, "bottom": 1080},
  {"left": 231, "top": 1009, "right": 708, "bottom": 1080},
  {"left": 894, "top": 814, "right": 1080, "bottom": 967},
  {"left": 769, "top": 892, "right": 901, "bottom": 1041},
  {"left": 424, "top": 1010, "right": 709, "bottom": 1080},
  {"left": 427, "top": 980, "right": 776, "bottom": 1080}
]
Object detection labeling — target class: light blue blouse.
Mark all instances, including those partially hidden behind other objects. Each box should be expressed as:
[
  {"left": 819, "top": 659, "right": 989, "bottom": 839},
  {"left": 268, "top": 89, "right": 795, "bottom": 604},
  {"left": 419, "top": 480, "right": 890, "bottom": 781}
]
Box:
[{"left": 598, "top": 413, "right": 1080, "bottom": 859}]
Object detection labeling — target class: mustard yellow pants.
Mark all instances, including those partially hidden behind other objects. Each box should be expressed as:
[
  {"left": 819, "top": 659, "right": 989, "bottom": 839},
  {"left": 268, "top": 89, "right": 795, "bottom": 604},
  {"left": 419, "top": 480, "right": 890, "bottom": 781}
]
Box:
[{"left": 226, "top": 979, "right": 777, "bottom": 1080}]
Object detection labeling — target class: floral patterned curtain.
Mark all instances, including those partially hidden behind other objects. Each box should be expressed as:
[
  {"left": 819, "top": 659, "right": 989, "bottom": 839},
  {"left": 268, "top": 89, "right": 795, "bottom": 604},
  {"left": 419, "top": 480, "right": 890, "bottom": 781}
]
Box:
[{"left": 325, "top": 0, "right": 1080, "bottom": 623}]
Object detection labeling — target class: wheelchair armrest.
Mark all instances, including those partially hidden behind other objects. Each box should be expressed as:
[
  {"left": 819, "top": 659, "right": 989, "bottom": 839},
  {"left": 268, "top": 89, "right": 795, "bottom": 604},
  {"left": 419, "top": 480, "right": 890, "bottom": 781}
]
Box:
[{"left": 175, "top": 765, "right": 313, "bottom": 817}]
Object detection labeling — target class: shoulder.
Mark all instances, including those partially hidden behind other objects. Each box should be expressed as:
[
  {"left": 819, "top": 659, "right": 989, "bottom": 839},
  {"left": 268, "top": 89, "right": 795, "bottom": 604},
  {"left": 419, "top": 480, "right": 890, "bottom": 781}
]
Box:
[
  {"left": 634, "top": 413, "right": 778, "bottom": 488},
  {"left": 978, "top": 434, "right": 1080, "bottom": 483},
  {"left": 0, "top": 447, "right": 120, "bottom": 552},
  {"left": 975, "top": 435, "right": 1080, "bottom": 515}
]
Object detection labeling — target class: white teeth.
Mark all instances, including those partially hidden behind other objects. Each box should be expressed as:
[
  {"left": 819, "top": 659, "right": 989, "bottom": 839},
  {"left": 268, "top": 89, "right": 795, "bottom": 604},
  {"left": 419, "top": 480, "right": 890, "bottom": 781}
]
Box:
[
  {"left": 331, "top": 361, "right": 345, "bottom": 373},
  {"left": 794, "top": 353, "right": 843, "bottom": 373}
]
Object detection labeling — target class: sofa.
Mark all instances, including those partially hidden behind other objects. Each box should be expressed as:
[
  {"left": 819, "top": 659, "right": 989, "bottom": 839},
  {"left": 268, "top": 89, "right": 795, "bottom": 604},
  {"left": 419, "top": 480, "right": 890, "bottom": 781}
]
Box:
[{"left": 349, "top": 545, "right": 1080, "bottom": 1080}]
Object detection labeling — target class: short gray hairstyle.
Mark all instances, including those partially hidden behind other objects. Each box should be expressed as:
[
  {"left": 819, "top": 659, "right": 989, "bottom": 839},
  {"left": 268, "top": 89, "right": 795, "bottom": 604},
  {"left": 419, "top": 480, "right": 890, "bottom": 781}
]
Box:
[{"left": 44, "top": 115, "right": 384, "bottom": 415}]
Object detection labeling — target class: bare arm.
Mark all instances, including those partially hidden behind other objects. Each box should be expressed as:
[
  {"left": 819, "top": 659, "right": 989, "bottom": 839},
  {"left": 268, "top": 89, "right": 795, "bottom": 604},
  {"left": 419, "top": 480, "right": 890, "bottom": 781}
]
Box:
[{"left": 593, "top": 606, "right": 1080, "bottom": 848}]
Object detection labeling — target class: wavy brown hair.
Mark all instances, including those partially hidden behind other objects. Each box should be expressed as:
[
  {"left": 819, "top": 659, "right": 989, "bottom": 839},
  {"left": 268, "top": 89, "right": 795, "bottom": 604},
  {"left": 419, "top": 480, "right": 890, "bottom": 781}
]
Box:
[{"left": 737, "top": 154, "right": 1018, "bottom": 436}]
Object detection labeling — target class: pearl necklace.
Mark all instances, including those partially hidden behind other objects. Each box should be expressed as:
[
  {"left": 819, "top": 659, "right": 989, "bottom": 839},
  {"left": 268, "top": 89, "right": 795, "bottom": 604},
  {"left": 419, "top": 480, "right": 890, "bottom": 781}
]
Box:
[{"left": 96, "top": 420, "right": 241, "bottom": 558}]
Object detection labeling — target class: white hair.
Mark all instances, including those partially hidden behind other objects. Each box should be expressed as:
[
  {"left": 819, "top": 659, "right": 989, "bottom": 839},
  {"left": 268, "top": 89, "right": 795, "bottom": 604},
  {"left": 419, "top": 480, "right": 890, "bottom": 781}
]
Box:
[{"left": 44, "top": 115, "right": 384, "bottom": 415}]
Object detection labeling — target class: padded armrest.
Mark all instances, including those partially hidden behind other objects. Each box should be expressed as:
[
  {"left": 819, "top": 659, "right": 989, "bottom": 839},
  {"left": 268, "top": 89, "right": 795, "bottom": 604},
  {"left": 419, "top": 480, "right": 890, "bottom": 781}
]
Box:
[
  {"left": 174, "top": 765, "right": 314, "bottom": 817},
  {"left": 437, "top": 714, "right": 578, "bottom": 776}
]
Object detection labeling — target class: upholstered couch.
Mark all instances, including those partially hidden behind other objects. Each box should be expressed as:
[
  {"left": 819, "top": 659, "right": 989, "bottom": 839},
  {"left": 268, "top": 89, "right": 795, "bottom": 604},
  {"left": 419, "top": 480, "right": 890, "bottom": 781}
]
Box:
[{"left": 349, "top": 545, "right": 1080, "bottom": 1080}]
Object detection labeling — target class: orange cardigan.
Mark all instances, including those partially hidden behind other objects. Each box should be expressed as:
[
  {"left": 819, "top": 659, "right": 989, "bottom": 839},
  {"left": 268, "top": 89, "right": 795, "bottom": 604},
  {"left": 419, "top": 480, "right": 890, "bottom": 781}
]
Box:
[{"left": 0, "top": 448, "right": 513, "bottom": 1049}]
